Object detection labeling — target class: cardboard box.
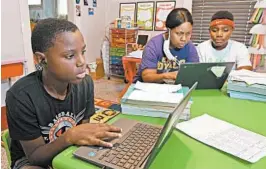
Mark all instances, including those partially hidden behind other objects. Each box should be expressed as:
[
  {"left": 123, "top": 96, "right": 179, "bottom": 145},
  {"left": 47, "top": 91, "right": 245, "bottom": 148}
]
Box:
[{"left": 89, "top": 58, "right": 105, "bottom": 80}]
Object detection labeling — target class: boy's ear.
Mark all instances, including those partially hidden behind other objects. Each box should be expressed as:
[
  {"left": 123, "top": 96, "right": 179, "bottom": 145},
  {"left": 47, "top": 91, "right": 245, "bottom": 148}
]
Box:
[{"left": 34, "top": 52, "right": 46, "bottom": 64}]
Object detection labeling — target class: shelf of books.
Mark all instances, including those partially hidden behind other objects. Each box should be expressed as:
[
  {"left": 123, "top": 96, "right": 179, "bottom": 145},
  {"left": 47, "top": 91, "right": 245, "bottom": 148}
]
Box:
[{"left": 249, "top": 0, "right": 266, "bottom": 72}]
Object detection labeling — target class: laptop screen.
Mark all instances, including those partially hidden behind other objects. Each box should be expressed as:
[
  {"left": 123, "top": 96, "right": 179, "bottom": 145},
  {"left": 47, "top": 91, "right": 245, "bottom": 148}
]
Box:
[
  {"left": 175, "top": 62, "right": 235, "bottom": 89},
  {"left": 137, "top": 35, "right": 148, "bottom": 46},
  {"left": 144, "top": 82, "right": 198, "bottom": 168}
]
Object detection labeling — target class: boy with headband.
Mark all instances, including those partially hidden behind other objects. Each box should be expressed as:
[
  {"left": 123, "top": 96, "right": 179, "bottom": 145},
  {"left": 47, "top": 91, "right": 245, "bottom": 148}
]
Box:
[{"left": 197, "top": 11, "right": 252, "bottom": 70}]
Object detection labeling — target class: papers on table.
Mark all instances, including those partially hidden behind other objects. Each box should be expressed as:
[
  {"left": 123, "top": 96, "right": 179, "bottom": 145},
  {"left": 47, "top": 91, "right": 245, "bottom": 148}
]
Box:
[
  {"left": 176, "top": 114, "right": 266, "bottom": 163},
  {"left": 128, "top": 81, "right": 184, "bottom": 104},
  {"left": 134, "top": 81, "right": 182, "bottom": 93},
  {"left": 229, "top": 69, "right": 266, "bottom": 85},
  {"left": 121, "top": 82, "right": 192, "bottom": 120},
  {"left": 128, "top": 90, "right": 184, "bottom": 104},
  {"left": 227, "top": 70, "right": 266, "bottom": 102},
  {"left": 127, "top": 50, "right": 143, "bottom": 59}
]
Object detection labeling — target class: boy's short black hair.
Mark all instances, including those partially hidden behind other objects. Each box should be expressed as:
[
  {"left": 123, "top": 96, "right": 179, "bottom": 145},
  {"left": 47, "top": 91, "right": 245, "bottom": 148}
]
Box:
[
  {"left": 31, "top": 18, "right": 78, "bottom": 53},
  {"left": 211, "top": 11, "right": 234, "bottom": 22},
  {"left": 166, "top": 8, "right": 193, "bottom": 29}
]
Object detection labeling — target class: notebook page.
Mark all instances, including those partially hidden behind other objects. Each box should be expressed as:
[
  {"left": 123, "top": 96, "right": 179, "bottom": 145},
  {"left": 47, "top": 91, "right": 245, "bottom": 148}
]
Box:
[
  {"left": 229, "top": 70, "right": 266, "bottom": 85},
  {"left": 176, "top": 114, "right": 233, "bottom": 137},
  {"left": 134, "top": 81, "right": 182, "bottom": 93},
  {"left": 128, "top": 90, "right": 183, "bottom": 104},
  {"left": 176, "top": 114, "right": 266, "bottom": 163}
]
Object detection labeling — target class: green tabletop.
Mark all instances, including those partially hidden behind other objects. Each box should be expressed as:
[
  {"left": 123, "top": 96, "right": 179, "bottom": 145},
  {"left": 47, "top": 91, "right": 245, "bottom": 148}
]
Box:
[{"left": 52, "top": 90, "right": 266, "bottom": 169}]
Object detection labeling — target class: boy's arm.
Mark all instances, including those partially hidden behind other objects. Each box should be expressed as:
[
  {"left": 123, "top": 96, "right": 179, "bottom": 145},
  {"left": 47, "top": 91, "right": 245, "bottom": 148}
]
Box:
[
  {"left": 142, "top": 69, "right": 178, "bottom": 83},
  {"left": 20, "top": 123, "right": 122, "bottom": 167},
  {"left": 20, "top": 134, "right": 70, "bottom": 167}
]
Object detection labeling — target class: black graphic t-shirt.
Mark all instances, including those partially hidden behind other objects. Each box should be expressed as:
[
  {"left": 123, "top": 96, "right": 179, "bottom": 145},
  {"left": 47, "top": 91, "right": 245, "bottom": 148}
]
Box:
[{"left": 6, "top": 71, "right": 95, "bottom": 167}]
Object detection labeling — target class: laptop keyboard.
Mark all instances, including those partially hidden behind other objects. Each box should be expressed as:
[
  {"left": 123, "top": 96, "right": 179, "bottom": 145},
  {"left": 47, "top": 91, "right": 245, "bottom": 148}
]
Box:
[{"left": 99, "top": 123, "right": 162, "bottom": 169}]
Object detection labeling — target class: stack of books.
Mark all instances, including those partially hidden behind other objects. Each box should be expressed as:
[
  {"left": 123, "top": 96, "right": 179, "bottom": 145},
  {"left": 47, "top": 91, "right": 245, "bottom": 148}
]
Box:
[
  {"left": 227, "top": 70, "right": 266, "bottom": 102},
  {"left": 121, "top": 82, "right": 193, "bottom": 120}
]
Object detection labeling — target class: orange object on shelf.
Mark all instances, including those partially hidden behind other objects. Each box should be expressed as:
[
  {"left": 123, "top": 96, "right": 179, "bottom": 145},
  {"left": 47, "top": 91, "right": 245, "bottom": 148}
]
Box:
[
  {"left": 122, "top": 56, "right": 142, "bottom": 83},
  {"left": 1, "top": 107, "right": 8, "bottom": 131},
  {"left": 1, "top": 62, "right": 24, "bottom": 80},
  {"left": 1, "top": 60, "right": 25, "bottom": 131},
  {"left": 89, "top": 58, "right": 105, "bottom": 80},
  {"left": 111, "top": 28, "right": 136, "bottom": 34}
]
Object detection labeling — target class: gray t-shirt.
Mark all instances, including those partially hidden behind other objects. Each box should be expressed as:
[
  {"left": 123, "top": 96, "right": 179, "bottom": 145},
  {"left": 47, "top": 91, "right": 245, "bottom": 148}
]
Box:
[{"left": 134, "top": 34, "right": 199, "bottom": 82}]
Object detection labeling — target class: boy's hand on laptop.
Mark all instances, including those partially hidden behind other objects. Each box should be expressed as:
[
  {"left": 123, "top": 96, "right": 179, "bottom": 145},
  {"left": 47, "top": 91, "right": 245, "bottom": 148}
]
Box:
[
  {"left": 163, "top": 71, "right": 178, "bottom": 80},
  {"left": 64, "top": 123, "right": 122, "bottom": 148}
]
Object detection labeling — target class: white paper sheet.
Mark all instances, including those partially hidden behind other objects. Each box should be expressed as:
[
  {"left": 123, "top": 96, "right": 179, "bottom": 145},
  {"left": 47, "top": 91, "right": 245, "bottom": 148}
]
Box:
[
  {"left": 176, "top": 114, "right": 266, "bottom": 163},
  {"left": 127, "top": 50, "right": 143, "bottom": 59},
  {"left": 128, "top": 90, "right": 184, "bottom": 103},
  {"left": 229, "top": 70, "right": 266, "bottom": 85},
  {"left": 134, "top": 81, "right": 182, "bottom": 93}
]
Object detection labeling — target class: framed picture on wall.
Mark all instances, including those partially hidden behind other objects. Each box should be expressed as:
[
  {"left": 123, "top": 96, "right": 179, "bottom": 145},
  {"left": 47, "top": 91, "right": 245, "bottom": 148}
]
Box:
[
  {"left": 76, "top": 5, "right": 81, "bottom": 16},
  {"left": 28, "top": 0, "right": 43, "bottom": 9},
  {"left": 84, "top": 0, "right": 88, "bottom": 6},
  {"left": 136, "top": 2, "right": 155, "bottom": 31},
  {"left": 154, "top": 1, "right": 176, "bottom": 31},
  {"left": 119, "top": 3, "right": 136, "bottom": 25}
]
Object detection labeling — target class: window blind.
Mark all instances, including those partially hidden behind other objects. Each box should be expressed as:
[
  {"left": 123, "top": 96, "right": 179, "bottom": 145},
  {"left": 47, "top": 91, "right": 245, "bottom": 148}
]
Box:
[{"left": 191, "top": 0, "right": 256, "bottom": 46}]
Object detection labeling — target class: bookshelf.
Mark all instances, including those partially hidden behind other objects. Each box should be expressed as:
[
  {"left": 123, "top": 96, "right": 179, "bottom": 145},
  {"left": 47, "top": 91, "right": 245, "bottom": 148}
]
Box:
[
  {"left": 108, "top": 24, "right": 138, "bottom": 80},
  {"left": 249, "top": 0, "right": 266, "bottom": 72}
]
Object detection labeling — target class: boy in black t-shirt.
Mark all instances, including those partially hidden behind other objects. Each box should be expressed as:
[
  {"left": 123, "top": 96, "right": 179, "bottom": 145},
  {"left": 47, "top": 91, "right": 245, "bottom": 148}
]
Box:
[{"left": 6, "top": 18, "right": 122, "bottom": 169}]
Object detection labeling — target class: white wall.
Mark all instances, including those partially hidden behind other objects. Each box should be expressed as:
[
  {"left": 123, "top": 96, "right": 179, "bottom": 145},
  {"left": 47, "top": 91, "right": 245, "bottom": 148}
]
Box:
[
  {"left": 67, "top": 0, "right": 192, "bottom": 63},
  {"left": 68, "top": 0, "right": 107, "bottom": 63},
  {"left": 29, "top": 0, "right": 56, "bottom": 20},
  {"left": 1, "top": 0, "right": 34, "bottom": 106},
  {"left": 1, "top": 1, "right": 24, "bottom": 62}
]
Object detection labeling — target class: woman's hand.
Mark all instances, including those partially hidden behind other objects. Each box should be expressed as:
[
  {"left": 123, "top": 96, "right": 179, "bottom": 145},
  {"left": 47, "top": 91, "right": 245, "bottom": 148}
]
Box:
[
  {"left": 163, "top": 71, "right": 178, "bottom": 80},
  {"left": 65, "top": 123, "right": 122, "bottom": 147}
]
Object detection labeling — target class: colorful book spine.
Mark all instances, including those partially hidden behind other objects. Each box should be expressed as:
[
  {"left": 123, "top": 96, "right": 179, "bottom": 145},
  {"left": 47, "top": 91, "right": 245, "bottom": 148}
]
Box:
[
  {"left": 250, "top": 54, "right": 266, "bottom": 72},
  {"left": 249, "top": 1, "right": 266, "bottom": 72},
  {"left": 250, "top": 8, "right": 266, "bottom": 24}
]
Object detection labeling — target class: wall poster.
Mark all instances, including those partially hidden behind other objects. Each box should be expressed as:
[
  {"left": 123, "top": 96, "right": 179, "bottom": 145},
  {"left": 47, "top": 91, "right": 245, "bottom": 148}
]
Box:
[
  {"left": 136, "top": 2, "right": 154, "bottom": 31},
  {"left": 155, "top": 1, "right": 176, "bottom": 31},
  {"left": 119, "top": 3, "right": 136, "bottom": 25}
]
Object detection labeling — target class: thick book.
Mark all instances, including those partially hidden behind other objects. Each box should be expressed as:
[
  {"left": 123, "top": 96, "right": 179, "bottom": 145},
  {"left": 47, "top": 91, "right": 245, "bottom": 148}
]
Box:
[
  {"left": 121, "top": 84, "right": 192, "bottom": 120},
  {"left": 121, "top": 84, "right": 191, "bottom": 107},
  {"left": 227, "top": 81, "right": 266, "bottom": 96},
  {"left": 122, "top": 105, "right": 191, "bottom": 120},
  {"left": 228, "top": 90, "right": 266, "bottom": 102}
]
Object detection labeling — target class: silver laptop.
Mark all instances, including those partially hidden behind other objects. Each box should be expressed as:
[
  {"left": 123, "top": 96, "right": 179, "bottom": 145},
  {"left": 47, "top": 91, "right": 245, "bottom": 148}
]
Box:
[{"left": 73, "top": 82, "right": 198, "bottom": 169}]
